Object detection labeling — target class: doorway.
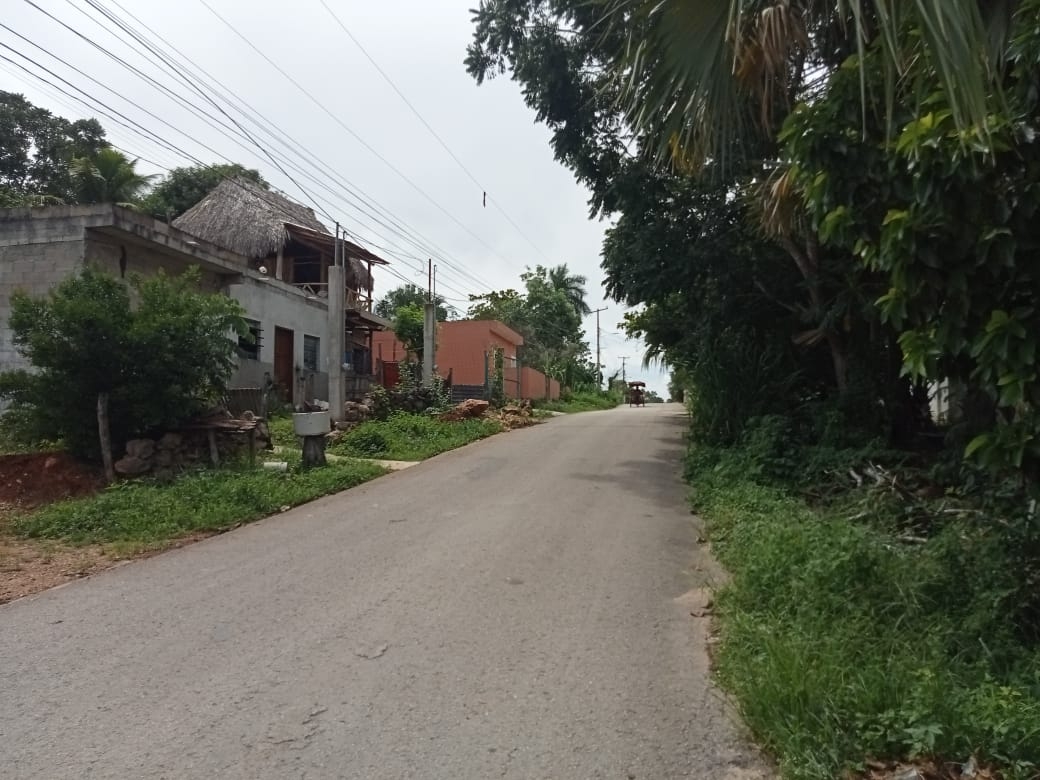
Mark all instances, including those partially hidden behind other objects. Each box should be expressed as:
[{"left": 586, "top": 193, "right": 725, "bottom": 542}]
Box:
[{"left": 273, "top": 326, "right": 295, "bottom": 404}]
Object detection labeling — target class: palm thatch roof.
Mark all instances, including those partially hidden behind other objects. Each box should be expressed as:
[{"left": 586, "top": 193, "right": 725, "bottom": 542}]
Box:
[
  {"left": 173, "top": 177, "right": 323, "bottom": 260},
  {"left": 172, "top": 177, "right": 385, "bottom": 290}
]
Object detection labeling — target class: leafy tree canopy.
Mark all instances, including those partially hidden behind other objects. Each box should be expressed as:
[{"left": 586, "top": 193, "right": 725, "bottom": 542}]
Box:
[
  {"left": 375, "top": 283, "right": 453, "bottom": 322},
  {"left": 141, "top": 163, "right": 268, "bottom": 221},
  {"left": 0, "top": 268, "right": 245, "bottom": 458},
  {"left": 0, "top": 91, "right": 107, "bottom": 203}
]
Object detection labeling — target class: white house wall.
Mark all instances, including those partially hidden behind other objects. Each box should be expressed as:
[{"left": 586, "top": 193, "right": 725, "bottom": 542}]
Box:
[{"left": 225, "top": 279, "right": 331, "bottom": 403}]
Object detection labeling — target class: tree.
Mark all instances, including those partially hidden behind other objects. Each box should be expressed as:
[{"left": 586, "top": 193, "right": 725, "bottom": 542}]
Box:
[
  {"left": 603, "top": 0, "right": 1016, "bottom": 166},
  {"left": 69, "top": 148, "right": 156, "bottom": 206},
  {"left": 141, "top": 163, "right": 268, "bottom": 221},
  {"left": 392, "top": 303, "right": 426, "bottom": 361},
  {"left": 784, "top": 0, "right": 1040, "bottom": 475},
  {"left": 547, "top": 263, "right": 591, "bottom": 316},
  {"left": 0, "top": 91, "right": 107, "bottom": 202},
  {"left": 375, "top": 283, "right": 453, "bottom": 321},
  {"left": 468, "top": 0, "right": 907, "bottom": 441},
  {"left": 0, "top": 268, "right": 246, "bottom": 468}
]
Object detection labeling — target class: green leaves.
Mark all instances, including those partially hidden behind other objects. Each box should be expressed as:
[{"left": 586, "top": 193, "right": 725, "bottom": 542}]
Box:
[{"left": 0, "top": 268, "right": 245, "bottom": 458}]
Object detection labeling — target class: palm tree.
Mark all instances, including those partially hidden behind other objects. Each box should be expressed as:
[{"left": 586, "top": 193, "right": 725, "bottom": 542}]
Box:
[
  {"left": 604, "top": 0, "right": 1014, "bottom": 166},
  {"left": 69, "top": 148, "right": 156, "bottom": 207},
  {"left": 548, "top": 264, "right": 591, "bottom": 316}
]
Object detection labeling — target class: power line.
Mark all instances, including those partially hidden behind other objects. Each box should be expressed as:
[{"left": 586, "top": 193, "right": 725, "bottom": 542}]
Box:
[
  {"left": 79, "top": 0, "right": 499, "bottom": 297},
  {"left": 315, "top": 0, "right": 554, "bottom": 264},
  {"left": 16, "top": 0, "right": 491, "bottom": 300},
  {"left": 194, "top": 0, "right": 518, "bottom": 286},
  {"left": 0, "top": 43, "right": 477, "bottom": 302}
]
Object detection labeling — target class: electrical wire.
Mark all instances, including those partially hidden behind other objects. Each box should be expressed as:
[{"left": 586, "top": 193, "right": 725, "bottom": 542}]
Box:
[
  {"left": 316, "top": 0, "right": 555, "bottom": 265},
  {"left": 65, "top": 0, "right": 500, "bottom": 297}
]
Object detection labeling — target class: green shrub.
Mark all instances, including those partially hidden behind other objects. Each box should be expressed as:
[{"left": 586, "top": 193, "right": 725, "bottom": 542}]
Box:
[{"left": 0, "top": 267, "right": 245, "bottom": 458}]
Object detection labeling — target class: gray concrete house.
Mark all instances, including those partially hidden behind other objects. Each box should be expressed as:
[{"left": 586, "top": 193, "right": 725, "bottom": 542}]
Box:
[{"left": 0, "top": 180, "right": 390, "bottom": 417}]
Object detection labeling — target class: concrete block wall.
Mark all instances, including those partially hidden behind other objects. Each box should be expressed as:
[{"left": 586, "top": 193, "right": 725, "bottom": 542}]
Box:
[
  {"left": 85, "top": 234, "right": 224, "bottom": 292},
  {"left": 0, "top": 224, "right": 86, "bottom": 373},
  {"left": 225, "top": 279, "right": 331, "bottom": 403}
]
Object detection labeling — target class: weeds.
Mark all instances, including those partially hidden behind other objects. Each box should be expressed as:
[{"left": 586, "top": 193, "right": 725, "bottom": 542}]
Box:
[
  {"left": 690, "top": 445, "right": 1040, "bottom": 779},
  {"left": 532, "top": 390, "right": 619, "bottom": 414},
  {"left": 15, "top": 460, "right": 387, "bottom": 545},
  {"left": 328, "top": 412, "right": 502, "bottom": 461}
]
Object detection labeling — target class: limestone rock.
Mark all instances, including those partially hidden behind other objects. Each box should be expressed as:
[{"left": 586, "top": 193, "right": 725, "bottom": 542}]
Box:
[
  {"left": 125, "top": 438, "right": 155, "bottom": 460},
  {"left": 114, "top": 455, "right": 150, "bottom": 476},
  {"left": 158, "top": 432, "right": 182, "bottom": 450}
]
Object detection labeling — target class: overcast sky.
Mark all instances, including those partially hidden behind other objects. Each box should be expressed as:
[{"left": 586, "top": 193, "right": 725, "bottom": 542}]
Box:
[{"left": 3, "top": 0, "right": 669, "bottom": 393}]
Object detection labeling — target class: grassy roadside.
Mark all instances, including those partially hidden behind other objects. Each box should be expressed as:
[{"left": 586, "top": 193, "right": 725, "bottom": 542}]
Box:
[
  {"left": 688, "top": 444, "right": 1040, "bottom": 779},
  {"left": 328, "top": 412, "right": 502, "bottom": 461},
  {"left": 532, "top": 390, "right": 620, "bottom": 414},
  {"left": 13, "top": 459, "right": 387, "bottom": 548}
]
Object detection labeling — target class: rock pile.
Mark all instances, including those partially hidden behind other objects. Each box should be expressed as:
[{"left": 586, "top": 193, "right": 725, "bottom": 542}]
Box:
[
  {"left": 438, "top": 399, "right": 490, "bottom": 422},
  {"left": 113, "top": 419, "right": 272, "bottom": 480}
]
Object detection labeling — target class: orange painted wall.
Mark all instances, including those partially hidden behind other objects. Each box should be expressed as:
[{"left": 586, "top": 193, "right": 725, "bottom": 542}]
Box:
[
  {"left": 370, "top": 319, "right": 559, "bottom": 400},
  {"left": 371, "top": 320, "right": 524, "bottom": 387}
]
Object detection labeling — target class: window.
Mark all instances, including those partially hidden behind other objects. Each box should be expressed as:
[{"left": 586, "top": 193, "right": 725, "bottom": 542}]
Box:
[
  {"left": 303, "top": 334, "right": 320, "bottom": 372},
  {"left": 238, "top": 319, "right": 262, "bottom": 360}
]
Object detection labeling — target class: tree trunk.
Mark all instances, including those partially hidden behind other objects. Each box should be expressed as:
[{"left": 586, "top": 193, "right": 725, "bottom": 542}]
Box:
[
  {"left": 97, "top": 392, "right": 115, "bottom": 483},
  {"left": 780, "top": 234, "right": 851, "bottom": 394}
]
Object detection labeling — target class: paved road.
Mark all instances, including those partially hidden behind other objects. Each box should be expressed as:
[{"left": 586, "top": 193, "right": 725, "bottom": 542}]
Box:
[{"left": 0, "top": 404, "right": 770, "bottom": 779}]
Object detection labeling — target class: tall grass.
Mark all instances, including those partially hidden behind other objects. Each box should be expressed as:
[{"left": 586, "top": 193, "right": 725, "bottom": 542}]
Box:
[
  {"left": 691, "top": 447, "right": 1040, "bottom": 779},
  {"left": 328, "top": 412, "right": 502, "bottom": 461},
  {"left": 532, "top": 390, "right": 620, "bottom": 413},
  {"left": 15, "top": 460, "right": 387, "bottom": 545}
]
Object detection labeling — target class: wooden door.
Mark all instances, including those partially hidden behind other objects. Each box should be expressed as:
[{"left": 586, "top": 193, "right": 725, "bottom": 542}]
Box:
[{"left": 273, "top": 326, "right": 294, "bottom": 404}]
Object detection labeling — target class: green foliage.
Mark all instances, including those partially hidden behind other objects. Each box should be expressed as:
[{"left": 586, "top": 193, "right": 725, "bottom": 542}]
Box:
[
  {"left": 688, "top": 444, "right": 1040, "bottom": 778},
  {"left": 0, "top": 91, "right": 107, "bottom": 202},
  {"left": 784, "top": 0, "right": 1040, "bottom": 478},
  {"left": 68, "top": 148, "right": 156, "bottom": 206},
  {"left": 0, "top": 267, "right": 245, "bottom": 458},
  {"left": 140, "top": 163, "right": 267, "bottom": 221},
  {"left": 366, "top": 364, "right": 452, "bottom": 420},
  {"left": 14, "top": 459, "right": 386, "bottom": 545},
  {"left": 469, "top": 265, "right": 592, "bottom": 389},
  {"left": 329, "top": 413, "right": 502, "bottom": 461},
  {"left": 532, "top": 389, "right": 620, "bottom": 413},
  {"left": 374, "top": 283, "right": 453, "bottom": 321},
  {"left": 391, "top": 303, "right": 426, "bottom": 359}
]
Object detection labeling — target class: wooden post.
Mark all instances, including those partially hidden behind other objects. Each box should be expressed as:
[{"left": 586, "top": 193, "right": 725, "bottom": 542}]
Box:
[
  {"left": 207, "top": 429, "right": 220, "bottom": 466},
  {"left": 97, "top": 392, "right": 115, "bottom": 483}
]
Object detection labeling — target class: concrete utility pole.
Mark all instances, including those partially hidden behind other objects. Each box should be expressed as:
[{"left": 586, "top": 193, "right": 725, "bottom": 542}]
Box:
[
  {"left": 620, "top": 356, "right": 629, "bottom": 385},
  {"left": 422, "top": 258, "right": 436, "bottom": 386},
  {"left": 327, "top": 224, "right": 345, "bottom": 422},
  {"left": 591, "top": 307, "right": 607, "bottom": 389}
]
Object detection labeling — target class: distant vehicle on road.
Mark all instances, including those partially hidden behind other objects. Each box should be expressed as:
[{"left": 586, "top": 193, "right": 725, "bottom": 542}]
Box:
[{"left": 627, "top": 381, "right": 646, "bottom": 407}]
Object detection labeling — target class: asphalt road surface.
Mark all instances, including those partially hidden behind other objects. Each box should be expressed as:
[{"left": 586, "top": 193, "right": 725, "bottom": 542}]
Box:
[{"left": 1, "top": 404, "right": 771, "bottom": 779}]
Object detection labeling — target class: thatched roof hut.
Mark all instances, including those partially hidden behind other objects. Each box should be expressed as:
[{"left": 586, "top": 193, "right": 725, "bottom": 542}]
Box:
[{"left": 172, "top": 177, "right": 384, "bottom": 290}]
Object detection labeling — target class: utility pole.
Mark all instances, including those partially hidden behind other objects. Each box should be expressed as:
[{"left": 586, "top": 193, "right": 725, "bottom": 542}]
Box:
[
  {"left": 327, "top": 225, "right": 346, "bottom": 422},
  {"left": 620, "top": 356, "right": 629, "bottom": 385},
  {"left": 422, "top": 258, "right": 436, "bottom": 386},
  {"left": 591, "top": 307, "right": 607, "bottom": 389}
]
